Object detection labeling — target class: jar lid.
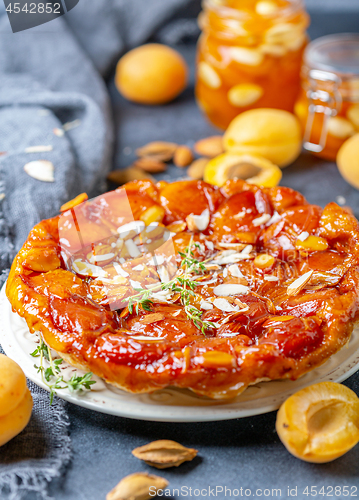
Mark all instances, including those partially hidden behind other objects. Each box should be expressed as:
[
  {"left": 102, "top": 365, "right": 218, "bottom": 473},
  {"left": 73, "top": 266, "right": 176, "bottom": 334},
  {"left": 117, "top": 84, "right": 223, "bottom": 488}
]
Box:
[{"left": 304, "top": 33, "right": 359, "bottom": 77}]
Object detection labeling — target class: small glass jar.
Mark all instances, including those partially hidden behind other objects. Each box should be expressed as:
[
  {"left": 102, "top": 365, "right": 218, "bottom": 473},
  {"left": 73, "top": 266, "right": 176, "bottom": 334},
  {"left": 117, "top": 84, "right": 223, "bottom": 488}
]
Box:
[
  {"left": 195, "top": 0, "right": 310, "bottom": 130},
  {"left": 295, "top": 33, "right": 359, "bottom": 161}
]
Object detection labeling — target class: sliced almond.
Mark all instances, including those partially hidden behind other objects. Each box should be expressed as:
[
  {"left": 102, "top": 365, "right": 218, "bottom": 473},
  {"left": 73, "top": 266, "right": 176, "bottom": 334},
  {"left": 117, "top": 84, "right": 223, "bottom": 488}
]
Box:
[
  {"left": 106, "top": 472, "right": 168, "bottom": 500},
  {"left": 186, "top": 209, "right": 210, "bottom": 232},
  {"left": 53, "top": 127, "right": 65, "bottom": 137},
  {"left": 166, "top": 221, "right": 187, "bottom": 233},
  {"left": 216, "top": 242, "right": 247, "bottom": 251},
  {"left": 187, "top": 157, "right": 208, "bottom": 180},
  {"left": 136, "top": 141, "right": 177, "bottom": 162},
  {"left": 107, "top": 167, "right": 155, "bottom": 185},
  {"left": 139, "top": 313, "right": 165, "bottom": 325},
  {"left": 132, "top": 440, "right": 198, "bottom": 469},
  {"left": 287, "top": 270, "right": 313, "bottom": 296},
  {"left": 213, "top": 297, "right": 239, "bottom": 312},
  {"left": 87, "top": 244, "right": 117, "bottom": 266},
  {"left": 194, "top": 136, "right": 224, "bottom": 157},
  {"left": 252, "top": 213, "right": 271, "bottom": 227},
  {"left": 213, "top": 283, "right": 249, "bottom": 296},
  {"left": 25, "top": 145, "right": 53, "bottom": 153},
  {"left": 174, "top": 145, "right": 194, "bottom": 168},
  {"left": 24, "top": 160, "right": 54, "bottom": 182},
  {"left": 228, "top": 264, "right": 244, "bottom": 278},
  {"left": 63, "top": 119, "right": 81, "bottom": 131},
  {"left": 200, "top": 300, "right": 214, "bottom": 310},
  {"left": 133, "top": 157, "right": 167, "bottom": 173}
]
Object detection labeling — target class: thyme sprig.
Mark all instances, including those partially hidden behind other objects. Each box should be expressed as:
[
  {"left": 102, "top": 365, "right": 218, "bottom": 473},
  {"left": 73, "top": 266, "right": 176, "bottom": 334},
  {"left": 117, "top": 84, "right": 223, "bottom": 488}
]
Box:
[
  {"left": 125, "top": 239, "right": 217, "bottom": 335},
  {"left": 31, "top": 338, "right": 96, "bottom": 404}
]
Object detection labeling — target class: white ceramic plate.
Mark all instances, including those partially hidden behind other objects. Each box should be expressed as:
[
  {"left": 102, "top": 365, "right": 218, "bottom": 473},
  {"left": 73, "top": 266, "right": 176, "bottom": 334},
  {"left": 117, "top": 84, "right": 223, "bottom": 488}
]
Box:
[{"left": 2, "top": 284, "right": 359, "bottom": 422}]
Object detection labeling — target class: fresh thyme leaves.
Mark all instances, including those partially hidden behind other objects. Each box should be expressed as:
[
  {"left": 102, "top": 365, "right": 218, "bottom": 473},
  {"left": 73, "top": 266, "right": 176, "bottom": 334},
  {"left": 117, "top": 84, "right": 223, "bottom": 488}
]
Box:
[
  {"left": 127, "top": 288, "right": 153, "bottom": 314},
  {"left": 124, "top": 238, "right": 217, "bottom": 335},
  {"left": 31, "top": 337, "right": 96, "bottom": 404}
]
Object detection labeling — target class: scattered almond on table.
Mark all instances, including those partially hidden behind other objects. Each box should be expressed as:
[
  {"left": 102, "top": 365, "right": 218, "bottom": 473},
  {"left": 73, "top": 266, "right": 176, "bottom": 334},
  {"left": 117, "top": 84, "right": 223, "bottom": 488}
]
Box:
[
  {"left": 106, "top": 472, "right": 168, "bottom": 500},
  {"left": 173, "top": 145, "right": 194, "bottom": 167},
  {"left": 132, "top": 440, "right": 198, "bottom": 469}
]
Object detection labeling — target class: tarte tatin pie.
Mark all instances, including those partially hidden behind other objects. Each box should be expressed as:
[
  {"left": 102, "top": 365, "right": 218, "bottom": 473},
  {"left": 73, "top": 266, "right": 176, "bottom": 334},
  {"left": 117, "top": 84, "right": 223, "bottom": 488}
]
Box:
[{"left": 6, "top": 179, "right": 359, "bottom": 399}]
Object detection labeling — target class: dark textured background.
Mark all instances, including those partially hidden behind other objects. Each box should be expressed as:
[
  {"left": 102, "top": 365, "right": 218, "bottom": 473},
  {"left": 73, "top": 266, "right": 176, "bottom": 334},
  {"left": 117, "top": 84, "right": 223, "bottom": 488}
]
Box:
[{"left": 48, "top": 4, "right": 359, "bottom": 500}]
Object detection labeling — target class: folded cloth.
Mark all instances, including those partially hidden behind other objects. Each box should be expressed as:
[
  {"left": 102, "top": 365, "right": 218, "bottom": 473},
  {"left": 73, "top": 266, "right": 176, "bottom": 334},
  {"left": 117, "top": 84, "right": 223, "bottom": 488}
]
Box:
[
  {"left": 0, "top": 1, "right": 189, "bottom": 498},
  {"left": 0, "top": 370, "right": 71, "bottom": 500}
]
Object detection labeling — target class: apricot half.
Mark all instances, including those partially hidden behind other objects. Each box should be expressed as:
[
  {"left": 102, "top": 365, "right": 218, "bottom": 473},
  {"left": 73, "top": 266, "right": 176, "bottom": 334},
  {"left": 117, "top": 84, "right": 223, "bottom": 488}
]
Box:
[
  {"left": 276, "top": 382, "right": 359, "bottom": 463},
  {"left": 224, "top": 108, "right": 302, "bottom": 167},
  {"left": 115, "top": 44, "right": 188, "bottom": 105},
  {"left": 204, "top": 153, "right": 282, "bottom": 188},
  {"left": 0, "top": 354, "right": 33, "bottom": 446}
]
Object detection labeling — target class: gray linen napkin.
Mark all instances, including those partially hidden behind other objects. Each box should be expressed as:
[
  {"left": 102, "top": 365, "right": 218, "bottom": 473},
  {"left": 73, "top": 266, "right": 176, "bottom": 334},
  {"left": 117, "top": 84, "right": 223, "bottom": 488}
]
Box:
[{"left": 0, "top": 1, "right": 189, "bottom": 498}]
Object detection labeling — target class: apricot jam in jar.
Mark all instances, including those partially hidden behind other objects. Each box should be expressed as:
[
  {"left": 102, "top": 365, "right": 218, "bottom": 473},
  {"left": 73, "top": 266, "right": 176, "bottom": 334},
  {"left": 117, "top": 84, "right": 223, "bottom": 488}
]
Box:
[
  {"left": 296, "top": 34, "right": 359, "bottom": 161},
  {"left": 195, "top": 0, "right": 310, "bottom": 129}
]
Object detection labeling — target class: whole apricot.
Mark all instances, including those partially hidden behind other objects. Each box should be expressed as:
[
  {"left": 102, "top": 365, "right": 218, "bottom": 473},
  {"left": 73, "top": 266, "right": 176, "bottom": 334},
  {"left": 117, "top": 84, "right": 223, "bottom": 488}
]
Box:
[
  {"left": 224, "top": 108, "right": 302, "bottom": 167},
  {"left": 0, "top": 354, "right": 33, "bottom": 446},
  {"left": 115, "top": 44, "right": 188, "bottom": 105},
  {"left": 276, "top": 382, "right": 359, "bottom": 463},
  {"left": 337, "top": 133, "right": 359, "bottom": 189}
]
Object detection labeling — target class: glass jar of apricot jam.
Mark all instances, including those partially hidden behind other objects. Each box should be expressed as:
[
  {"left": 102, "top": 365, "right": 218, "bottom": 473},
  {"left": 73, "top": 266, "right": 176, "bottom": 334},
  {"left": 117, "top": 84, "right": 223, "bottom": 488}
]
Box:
[
  {"left": 295, "top": 34, "right": 359, "bottom": 161},
  {"left": 195, "top": 0, "right": 310, "bottom": 129}
]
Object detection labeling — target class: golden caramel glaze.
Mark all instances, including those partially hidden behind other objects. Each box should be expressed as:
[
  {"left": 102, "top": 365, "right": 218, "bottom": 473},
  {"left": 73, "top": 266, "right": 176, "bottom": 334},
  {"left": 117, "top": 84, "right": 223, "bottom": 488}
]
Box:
[{"left": 6, "top": 179, "right": 359, "bottom": 399}]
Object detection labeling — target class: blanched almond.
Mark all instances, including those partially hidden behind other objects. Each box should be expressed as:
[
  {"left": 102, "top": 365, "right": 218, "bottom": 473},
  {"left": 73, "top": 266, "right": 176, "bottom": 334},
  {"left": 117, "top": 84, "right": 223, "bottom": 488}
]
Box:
[
  {"left": 228, "top": 84, "right": 263, "bottom": 107},
  {"left": 132, "top": 440, "right": 198, "bottom": 469},
  {"left": 187, "top": 158, "right": 208, "bottom": 179},
  {"left": 194, "top": 136, "right": 224, "bottom": 157},
  {"left": 198, "top": 62, "right": 221, "bottom": 89},
  {"left": 174, "top": 146, "right": 194, "bottom": 168},
  {"left": 228, "top": 46, "right": 264, "bottom": 66},
  {"left": 106, "top": 472, "right": 168, "bottom": 500}
]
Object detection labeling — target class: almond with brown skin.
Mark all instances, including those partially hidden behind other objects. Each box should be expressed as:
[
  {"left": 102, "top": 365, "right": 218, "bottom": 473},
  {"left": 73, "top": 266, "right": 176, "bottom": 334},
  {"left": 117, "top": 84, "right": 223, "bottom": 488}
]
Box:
[
  {"left": 136, "top": 141, "right": 177, "bottom": 162},
  {"left": 187, "top": 158, "right": 208, "bottom": 180},
  {"left": 133, "top": 157, "right": 167, "bottom": 173},
  {"left": 107, "top": 167, "right": 155, "bottom": 185},
  {"left": 194, "top": 136, "right": 224, "bottom": 157},
  {"left": 106, "top": 472, "right": 168, "bottom": 500},
  {"left": 173, "top": 145, "right": 194, "bottom": 168},
  {"left": 132, "top": 440, "right": 198, "bottom": 469}
]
